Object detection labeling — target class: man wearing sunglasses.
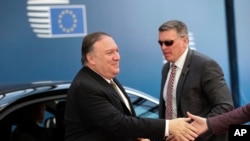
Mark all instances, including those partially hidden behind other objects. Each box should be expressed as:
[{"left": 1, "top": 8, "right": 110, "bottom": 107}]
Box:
[{"left": 157, "top": 20, "right": 234, "bottom": 141}]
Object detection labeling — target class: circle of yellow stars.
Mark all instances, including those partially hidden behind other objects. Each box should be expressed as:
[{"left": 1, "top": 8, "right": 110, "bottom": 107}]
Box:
[{"left": 58, "top": 9, "right": 78, "bottom": 33}]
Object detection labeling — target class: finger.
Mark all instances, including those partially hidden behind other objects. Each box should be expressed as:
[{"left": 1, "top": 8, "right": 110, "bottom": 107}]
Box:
[
  {"left": 187, "top": 112, "right": 197, "bottom": 120},
  {"left": 187, "top": 112, "right": 192, "bottom": 117},
  {"left": 184, "top": 125, "right": 199, "bottom": 139},
  {"left": 183, "top": 132, "right": 196, "bottom": 141},
  {"left": 185, "top": 122, "right": 198, "bottom": 133},
  {"left": 187, "top": 134, "right": 196, "bottom": 141},
  {"left": 177, "top": 136, "right": 190, "bottom": 141},
  {"left": 180, "top": 117, "right": 192, "bottom": 122},
  {"left": 166, "top": 135, "right": 174, "bottom": 141}
]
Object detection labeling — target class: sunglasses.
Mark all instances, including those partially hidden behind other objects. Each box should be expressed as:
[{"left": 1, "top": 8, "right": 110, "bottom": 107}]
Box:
[{"left": 158, "top": 40, "right": 174, "bottom": 47}]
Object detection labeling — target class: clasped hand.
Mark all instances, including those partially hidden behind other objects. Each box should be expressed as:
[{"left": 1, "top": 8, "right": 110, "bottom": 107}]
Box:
[{"left": 167, "top": 117, "right": 198, "bottom": 141}]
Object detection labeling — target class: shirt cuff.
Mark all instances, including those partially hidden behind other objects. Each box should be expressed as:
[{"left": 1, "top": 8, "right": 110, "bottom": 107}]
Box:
[{"left": 165, "top": 120, "right": 169, "bottom": 136}]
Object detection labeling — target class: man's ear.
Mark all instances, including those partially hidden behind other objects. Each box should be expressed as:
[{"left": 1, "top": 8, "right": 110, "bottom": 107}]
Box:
[
  {"left": 86, "top": 53, "right": 95, "bottom": 65},
  {"left": 183, "top": 36, "right": 189, "bottom": 45}
]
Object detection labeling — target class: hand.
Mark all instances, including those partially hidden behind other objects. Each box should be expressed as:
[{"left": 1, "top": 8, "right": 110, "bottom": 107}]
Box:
[
  {"left": 187, "top": 112, "right": 208, "bottom": 135},
  {"left": 168, "top": 117, "right": 198, "bottom": 141},
  {"left": 137, "top": 138, "right": 150, "bottom": 141},
  {"left": 165, "top": 135, "right": 174, "bottom": 141}
]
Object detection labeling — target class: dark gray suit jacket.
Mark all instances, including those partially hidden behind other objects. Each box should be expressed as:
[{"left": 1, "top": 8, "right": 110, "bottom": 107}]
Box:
[
  {"left": 65, "top": 66, "right": 165, "bottom": 141},
  {"left": 208, "top": 103, "right": 250, "bottom": 135},
  {"left": 159, "top": 49, "right": 234, "bottom": 141}
]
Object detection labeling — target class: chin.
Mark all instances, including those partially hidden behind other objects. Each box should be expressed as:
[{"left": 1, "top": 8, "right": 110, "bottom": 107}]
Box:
[
  {"left": 114, "top": 69, "right": 119, "bottom": 75},
  {"left": 115, "top": 70, "right": 120, "bottom": 74}
]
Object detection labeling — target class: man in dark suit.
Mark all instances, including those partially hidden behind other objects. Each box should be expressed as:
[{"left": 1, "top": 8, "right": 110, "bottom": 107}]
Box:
[
  {"left": 157, "top": 20, "right": 234, "bottom": 141},
  {"left": 187, "top": 103, "right": 250, "bottom": 135},
  {"left": 64, "top": 32, "right": 199, "bottom": 141}
]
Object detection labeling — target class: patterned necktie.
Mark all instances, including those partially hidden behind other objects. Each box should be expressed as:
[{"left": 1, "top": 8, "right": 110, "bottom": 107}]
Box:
[{"left": 165, "top": 64, "right": 177, "bottom": 119}]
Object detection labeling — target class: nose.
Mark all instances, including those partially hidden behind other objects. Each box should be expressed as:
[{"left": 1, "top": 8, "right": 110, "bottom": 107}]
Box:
[
  {"left": 160, "top": 44, "right": 168, "bottom": 50},
  {"left": 114, "top": 51, "right": 120, "bottom": 60}
]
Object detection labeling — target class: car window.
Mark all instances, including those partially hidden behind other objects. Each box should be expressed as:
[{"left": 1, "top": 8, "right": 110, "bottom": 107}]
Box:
[
  {"left": 128, "top": 93, "right": 159, "bottom": 118},
  {"left": 2, "top": 100, "right": 65, "bottom": 141}
]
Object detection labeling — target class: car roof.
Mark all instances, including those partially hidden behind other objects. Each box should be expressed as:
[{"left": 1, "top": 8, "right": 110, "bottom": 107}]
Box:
[
  {"left": 123, "top": 86, "right": 159, "bottom": 104},
  {"left": 0, "top": 81, "right": 70, "bottom": 111},
  {"left": 0, "top": 81, "right": 70, "bottom": 93}
]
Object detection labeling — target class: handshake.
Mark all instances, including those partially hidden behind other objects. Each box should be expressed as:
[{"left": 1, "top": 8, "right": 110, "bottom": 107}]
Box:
[
  {"left": 139, "top": 112, "right": 208, "bottom": 141},
  {"left": 165, "top": 112, "right": 208, "bottom": 141}
]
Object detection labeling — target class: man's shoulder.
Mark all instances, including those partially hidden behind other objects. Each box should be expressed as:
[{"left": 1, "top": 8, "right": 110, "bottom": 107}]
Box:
[{"left": 190, "top": 50, "right": 215, "bottom": 62}]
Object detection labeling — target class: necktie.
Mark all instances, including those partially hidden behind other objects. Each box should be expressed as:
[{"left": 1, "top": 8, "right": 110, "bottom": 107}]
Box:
[
  {"left": 110, "top": 80, "right": 123, "bottom": 100},
  {"left": 110, "top": 80, "right": 131, "bottom": 112},
  {"left": 165, "top": 64, "right": 177, "bottom": 119}
]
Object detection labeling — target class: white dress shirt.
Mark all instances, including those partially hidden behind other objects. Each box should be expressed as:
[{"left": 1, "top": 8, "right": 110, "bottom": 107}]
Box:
[{"left": 163, "top": 48, "right": 188, "bottom": 119}]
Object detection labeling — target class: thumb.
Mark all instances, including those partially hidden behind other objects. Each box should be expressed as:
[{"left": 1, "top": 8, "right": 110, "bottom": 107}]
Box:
[
  {"left": 187, "top": 111, "right": 192, "bottom": 117},
  {"left": 187, "top": 112, "right": 197, "bottom": 120},
  {"left": 180, "top": 117, "right": 192, "bottom": 122}
]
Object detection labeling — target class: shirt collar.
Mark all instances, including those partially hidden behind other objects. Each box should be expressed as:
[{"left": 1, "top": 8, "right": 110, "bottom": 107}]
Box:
[
  {"left": 105, "top": 78, "right": 112, "bottom": 84},
  {"left": 171, "top": 47, "right": 189, "bottom": 69}
]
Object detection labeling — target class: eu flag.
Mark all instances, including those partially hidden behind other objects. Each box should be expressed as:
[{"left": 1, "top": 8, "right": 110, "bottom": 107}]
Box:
[{"left": 50, "top": 5, "right": 87, "bottom": 37}]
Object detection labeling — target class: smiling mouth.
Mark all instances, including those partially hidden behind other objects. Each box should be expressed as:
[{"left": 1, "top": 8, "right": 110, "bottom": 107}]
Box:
[
  {"left": 164, "top": 52, "right": 171, "bottom": 55},
  {"left": 113, "top": 63, "right": 119, "bottom": 67}
]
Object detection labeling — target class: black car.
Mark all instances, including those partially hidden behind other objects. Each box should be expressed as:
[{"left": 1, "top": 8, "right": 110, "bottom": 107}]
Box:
[{"left": 0, "top": 81, "right": 159, "bottom": 141}]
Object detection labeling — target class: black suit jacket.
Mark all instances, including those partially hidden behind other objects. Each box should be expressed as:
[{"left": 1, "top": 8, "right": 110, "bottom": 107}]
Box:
[
  {"left": 65, "top": 66, "right": 165, "bottom": 141},
  {"left": 208, "top": 103, "right": 250, "bottom": 135},
  {"left": 159, "top": 49, "right": 234, "bottom": 141}
]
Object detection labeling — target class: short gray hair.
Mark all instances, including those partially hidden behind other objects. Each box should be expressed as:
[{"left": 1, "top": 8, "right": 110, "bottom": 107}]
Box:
[{"left": 158, "top": 20, "right": 188, "bottom": 38}]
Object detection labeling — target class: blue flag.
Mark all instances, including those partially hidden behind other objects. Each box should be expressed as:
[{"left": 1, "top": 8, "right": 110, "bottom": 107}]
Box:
[{"left": 50, "top": 5, "right": 87, "bottom": 37}]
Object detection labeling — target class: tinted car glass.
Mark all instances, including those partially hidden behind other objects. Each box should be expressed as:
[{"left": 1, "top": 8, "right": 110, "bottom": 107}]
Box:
[
  {"left": 0, "top": 82, "right": 159, "bottom": 141},
  {"left": 128, "top": 93, "right": 158, "bottom": 118}
]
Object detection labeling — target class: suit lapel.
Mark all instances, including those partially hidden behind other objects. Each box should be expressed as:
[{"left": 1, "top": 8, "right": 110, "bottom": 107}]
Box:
[
  {"left": 113, "top": 78, "right": 136, "bottom": 115},
  {"left": 83, "top": 67, "right": 135, "bottom": 115},
  {"left": 176, "top": 49, "right": 192, "bottom": 108},
  {"left": 83, "top": 67, "right": 127, "bottom": 103}
]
